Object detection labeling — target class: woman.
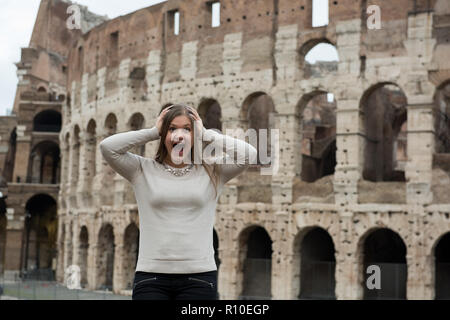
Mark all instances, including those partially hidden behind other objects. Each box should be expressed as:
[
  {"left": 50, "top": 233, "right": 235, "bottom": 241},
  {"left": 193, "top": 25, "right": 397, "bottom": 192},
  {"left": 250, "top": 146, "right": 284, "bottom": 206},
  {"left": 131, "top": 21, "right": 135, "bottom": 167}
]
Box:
[{"left": 100, "top": 103, "right": 257, "bottom": 300}]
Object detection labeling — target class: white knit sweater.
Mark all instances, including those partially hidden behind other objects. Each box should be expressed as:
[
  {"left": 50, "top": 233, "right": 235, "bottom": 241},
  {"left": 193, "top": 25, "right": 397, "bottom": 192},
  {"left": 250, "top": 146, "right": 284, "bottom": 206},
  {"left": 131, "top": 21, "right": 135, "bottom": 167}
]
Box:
[{"left": 100, "top": 125, "right": 257, "bottom": 273}]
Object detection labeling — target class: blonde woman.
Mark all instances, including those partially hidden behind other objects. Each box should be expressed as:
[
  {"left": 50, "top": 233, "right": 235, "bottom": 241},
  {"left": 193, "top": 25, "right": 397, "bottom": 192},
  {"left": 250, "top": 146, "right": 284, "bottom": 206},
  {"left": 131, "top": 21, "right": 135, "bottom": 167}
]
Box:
[{"left": 100, "top": 103, "right": 257, "bottom": 300}]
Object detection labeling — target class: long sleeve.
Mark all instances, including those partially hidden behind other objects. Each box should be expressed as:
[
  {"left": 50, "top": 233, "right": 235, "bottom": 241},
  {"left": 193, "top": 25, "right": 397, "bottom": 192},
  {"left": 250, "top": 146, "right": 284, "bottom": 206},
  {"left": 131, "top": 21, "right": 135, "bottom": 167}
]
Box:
[
  {"left": 100, "top": 126, "right": 161, "bottom": 183},
  {"left": 202, "top": 126, "right": 258, "bottom": 185}
]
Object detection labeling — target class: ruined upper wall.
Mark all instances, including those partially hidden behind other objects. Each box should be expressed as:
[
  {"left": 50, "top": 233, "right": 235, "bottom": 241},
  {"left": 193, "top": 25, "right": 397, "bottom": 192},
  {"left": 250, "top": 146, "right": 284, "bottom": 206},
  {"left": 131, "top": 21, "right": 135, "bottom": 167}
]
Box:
[
  {"left": 12, "top": 0, "right": 107, "bottom": 113},
  {"left": 66, "top": 0, "right": 450, "bottom": 86}
]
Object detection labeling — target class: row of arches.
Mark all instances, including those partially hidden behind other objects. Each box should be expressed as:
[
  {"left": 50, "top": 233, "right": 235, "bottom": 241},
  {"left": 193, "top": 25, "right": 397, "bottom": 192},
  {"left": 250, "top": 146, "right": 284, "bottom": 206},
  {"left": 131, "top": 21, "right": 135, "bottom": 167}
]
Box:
[
  {"left": 64, "top": 80, "right": 449, "bottom": 191},
  {"left": 57, "top": 215, "right": 450, "bottom": 299},
  {"left": 19, "top": 194, "right": 58, "bottom": 279}
]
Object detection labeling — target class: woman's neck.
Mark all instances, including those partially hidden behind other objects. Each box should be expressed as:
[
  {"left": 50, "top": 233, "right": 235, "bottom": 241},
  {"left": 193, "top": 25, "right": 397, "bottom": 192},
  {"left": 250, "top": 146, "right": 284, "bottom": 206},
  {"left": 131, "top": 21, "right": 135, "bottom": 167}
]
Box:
[{"left": 164, "top": 157, "right": 192, "bottom": 168}]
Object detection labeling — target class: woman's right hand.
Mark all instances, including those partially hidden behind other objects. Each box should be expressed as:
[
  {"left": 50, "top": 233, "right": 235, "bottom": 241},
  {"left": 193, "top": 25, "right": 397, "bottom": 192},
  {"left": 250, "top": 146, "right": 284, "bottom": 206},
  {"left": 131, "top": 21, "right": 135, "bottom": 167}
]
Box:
[{"left": 156, "top": 105, "right": 173, "bottom": 135}]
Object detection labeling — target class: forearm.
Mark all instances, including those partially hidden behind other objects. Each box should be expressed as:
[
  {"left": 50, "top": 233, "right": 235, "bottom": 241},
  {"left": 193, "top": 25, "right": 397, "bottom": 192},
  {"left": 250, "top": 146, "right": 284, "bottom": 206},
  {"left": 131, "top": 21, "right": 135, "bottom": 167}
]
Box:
[
  {"left": 100, "top": 126, "right": 160, "bottom": 155},
  {"left": 99, "top": 126, "right": 160, "bottom": 182},
  {"left": 202, "top": 127, "right": 258, "bottom": 183}
]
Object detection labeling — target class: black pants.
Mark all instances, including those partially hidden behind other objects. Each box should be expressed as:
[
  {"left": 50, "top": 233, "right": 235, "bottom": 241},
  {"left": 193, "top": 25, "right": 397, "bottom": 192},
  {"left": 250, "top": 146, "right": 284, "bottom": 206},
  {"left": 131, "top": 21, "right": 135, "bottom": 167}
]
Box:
[{"left": 132, "top": 270, "right": 218, "bottom": 300}]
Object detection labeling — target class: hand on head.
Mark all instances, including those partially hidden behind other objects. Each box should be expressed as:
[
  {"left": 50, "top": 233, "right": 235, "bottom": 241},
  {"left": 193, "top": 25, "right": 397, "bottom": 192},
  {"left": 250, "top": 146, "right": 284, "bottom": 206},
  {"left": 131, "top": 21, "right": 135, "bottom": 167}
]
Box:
[{"left": 156, "top": 105, "right": 204, "bottom": 136}]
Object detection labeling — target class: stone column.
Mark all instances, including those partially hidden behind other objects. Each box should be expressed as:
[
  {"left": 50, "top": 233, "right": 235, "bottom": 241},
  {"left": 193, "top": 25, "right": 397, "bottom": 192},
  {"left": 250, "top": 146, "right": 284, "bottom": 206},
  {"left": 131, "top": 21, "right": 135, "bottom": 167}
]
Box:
[
  {"left": 12, "top": 125, "right": 31, "bottom": 183},
  {"left": 270, "top": 113, "right": 295, "bottom": 205},
  {"left": 113, "top": 235, "right": 125, "bottom": 294},
  {"left": 55, "top": 215, "right": 65, "bottom": 283},
  {"left": 77, "top": 132, "right": 94, "bottom": 208},
  {"left": 87, "top": 242, "right": 97, "bottom": 290},
  {"left": 334, "top": 98, "right": 363, "bottom": 214},
  {"left": 405, "top": 101, "right": 434, "bottom": 206},
  {"left": 270, "top": 233, "right": 295, "bottom": 299},
  {"left": 63, "top": 220, "right": 73, "bottom": 284},
  {"left": 92, "top": 134, "right": 105, "bottom": 208},
  {"left": 335, "top": 217, "right": 363, "bottom": 300},
  {"left": 334, "top": 18, "right": 363, "bottom": 214},
  {"left": 3, "top": 208, "right": 25, "bottom": 280}
]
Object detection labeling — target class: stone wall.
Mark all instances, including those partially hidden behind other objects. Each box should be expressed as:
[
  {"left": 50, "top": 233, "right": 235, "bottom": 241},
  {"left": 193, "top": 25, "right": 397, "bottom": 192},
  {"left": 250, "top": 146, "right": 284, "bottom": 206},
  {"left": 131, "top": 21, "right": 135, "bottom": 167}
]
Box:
[{"left": 5, "top": 0, "right": 449, "bottom": 299}]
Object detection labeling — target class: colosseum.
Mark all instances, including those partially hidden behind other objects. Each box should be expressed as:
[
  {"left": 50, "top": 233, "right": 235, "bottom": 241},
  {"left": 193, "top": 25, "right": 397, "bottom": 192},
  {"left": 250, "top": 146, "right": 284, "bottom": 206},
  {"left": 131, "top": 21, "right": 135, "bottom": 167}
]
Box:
[{"left": 0, "top": 0, "right": 449, "bottom": 300}]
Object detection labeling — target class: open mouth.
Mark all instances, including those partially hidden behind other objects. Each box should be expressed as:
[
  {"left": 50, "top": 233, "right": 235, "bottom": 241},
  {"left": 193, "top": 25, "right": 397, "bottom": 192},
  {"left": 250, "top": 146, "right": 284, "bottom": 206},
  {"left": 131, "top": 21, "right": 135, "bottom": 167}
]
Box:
[{"left": 172, "top": 141, "right": 185, "bottom": 155}]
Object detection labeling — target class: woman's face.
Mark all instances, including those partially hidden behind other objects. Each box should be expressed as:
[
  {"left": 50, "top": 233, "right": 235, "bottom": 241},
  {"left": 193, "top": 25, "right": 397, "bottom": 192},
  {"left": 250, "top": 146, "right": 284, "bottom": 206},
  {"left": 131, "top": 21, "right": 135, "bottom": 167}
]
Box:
[{"left": 164, "top": 115, "right": 194, "bottom": 166}]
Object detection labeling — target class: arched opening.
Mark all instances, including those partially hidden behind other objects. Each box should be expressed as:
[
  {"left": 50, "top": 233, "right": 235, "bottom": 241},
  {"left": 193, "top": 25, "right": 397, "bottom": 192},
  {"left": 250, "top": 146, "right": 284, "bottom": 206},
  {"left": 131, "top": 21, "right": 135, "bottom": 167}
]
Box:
[
  {"left": 96, "top": 224, "right": 115, "bottom": 291},
  {"left": 241, "top": 92, "right": 277, "bottom": 169},
  {"left": 434, "top": 232, "right": 450, "bottom": 299},
  {"left": 28, "top": 141, "right": 60, "bottom": 184},
  {"left": 239, "top": 226, "right": 272, "bottom": 300},
  {"left": 78, "top": 226, "right": 89, "bottom": 288},
  {"left": 33, "top": 110, "right": 62, "bottom": 132},
  {"left": 104, "top": 114, "right": 117, "bottom": 136},
  {"left": 300, "top": 39, "right": 339, "bottom": 79},
  {"left": 37, "top": 86, "right": 47, "bottom": 93},
  {"left": 22, "top": 194, "right": 58, "bottom": 280},
  {"left": 361, "top": 83, "right": 408, "bottom": 182},
  {"left": 86, "top": 120, "right": 97, "bottom": 179},
  {"left": 362, "top": 228, "right": 407, "bottom": 299},
  {"left": 297, "top": 91, "right": 337, "bottom": 182},
  {"left": 299, "top": 227, "right": 336, "bottom": 299},
  {"left": 123, "top": 223, "right": 139, "bottom": 290},
  {"left": 198, "top": 98, "right": 222, "bottom": 131},
  {"left": 432, "top": 80, "right": 450, "bottom": 203},
  {"left": 128, "top": 113, "right": 146, "bottom": 156},
  {"left": 128, "top": 67, "right": 147, "bottom": 102}
]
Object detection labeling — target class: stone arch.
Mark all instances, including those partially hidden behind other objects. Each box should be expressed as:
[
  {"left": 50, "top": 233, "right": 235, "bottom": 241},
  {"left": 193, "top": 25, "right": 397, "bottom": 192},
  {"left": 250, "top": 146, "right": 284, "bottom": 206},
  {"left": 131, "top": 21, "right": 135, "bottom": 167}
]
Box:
[
  {"left": 127, "top": 113, "right": 146, "bottom": 156},
  {"left": 96, "top": 223, "right": 115, "bottom": 290},
  {"left": 237, "top": 225, "right": 273, "bottom": 299},
  {"left": 356, "top": 227, "right": 407, "bottom": 299},
  {"left": 86, "top": 119, "right": 97, "bottom": 179},
  {"left": 297, "top": 227, "right": 336, "bottom": 299},
  {"left": 299, "top": 38, "right": 339, "bottom": 79},
  {"left": 198, "top": 98, "right": 222, "bottom": 131},
  {"left": 23, "top": 194, "right": 58, "bottom": 280},
  {"left": 104, "top": 113, "right": 118, "bottom": 136},
  {"left": 295, "top": 90, "right": 337, "bottom": 182},
  {"left": 33, "top": 110, "right": 62, "bottom": 132},
  {"left": 431, "top": 231, "right": 450, "bottom": 299},
  {"left": 360, "top": 83, "right": 408, "bottom": 182},
  {"left": 78, "top": 225, "right": 89, "bottom": 288},
  {"left": 123, "top": 223, "right": 139, "bottom": 290},
  {"left": 37, "top": 86, "right": 47, "bottom": 93},
  {"left": 241, "top": 92, "right": 277, "bottom": 168},
  {"left": 28, "top": 140, "right": 60, "bottom": 184}
]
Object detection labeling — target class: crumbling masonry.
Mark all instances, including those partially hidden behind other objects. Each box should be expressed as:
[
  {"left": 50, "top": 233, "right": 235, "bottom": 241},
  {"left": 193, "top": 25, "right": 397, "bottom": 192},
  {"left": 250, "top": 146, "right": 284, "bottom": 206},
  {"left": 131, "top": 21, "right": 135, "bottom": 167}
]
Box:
[{"left": 1, "top": 0, "right": 449, "bottom": 299}]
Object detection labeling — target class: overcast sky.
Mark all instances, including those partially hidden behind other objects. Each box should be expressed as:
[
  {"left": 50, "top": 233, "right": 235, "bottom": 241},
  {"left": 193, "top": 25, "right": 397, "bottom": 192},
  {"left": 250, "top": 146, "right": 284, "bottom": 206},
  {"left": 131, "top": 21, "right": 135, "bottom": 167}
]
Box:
[{"left": 0, "top": 0, "right": 334, "bottom": 116}]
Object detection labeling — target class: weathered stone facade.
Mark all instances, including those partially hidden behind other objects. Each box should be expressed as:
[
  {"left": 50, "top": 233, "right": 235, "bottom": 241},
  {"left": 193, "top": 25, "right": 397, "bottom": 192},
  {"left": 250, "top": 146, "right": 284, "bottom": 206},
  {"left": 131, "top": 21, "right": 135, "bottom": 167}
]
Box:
[
  {"left": 0, "top": 0, "right": 106, "bottom": 281},
  {"left": 2, "top": 0, "right": 450, "bottom": 299}
]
